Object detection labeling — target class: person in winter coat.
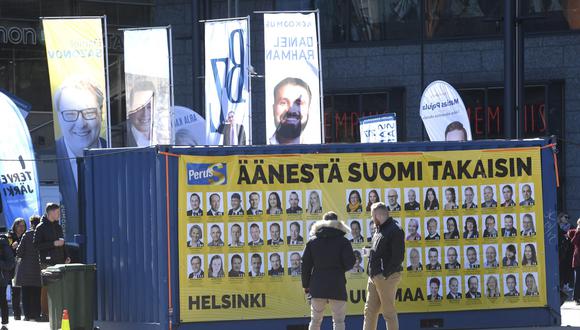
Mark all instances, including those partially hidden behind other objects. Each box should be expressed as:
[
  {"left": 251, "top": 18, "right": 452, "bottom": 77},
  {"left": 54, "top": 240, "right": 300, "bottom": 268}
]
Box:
[
  {"left": 7, "top": 217, "right": 27, "bottom": 320},
  {"left": 363, "top": 202, "right": 405, "bottom": 330},
  {"left": 33, "top": 203, "right": 70, "bottom": 321},
  {"left": 567, "top": 218, "right": 580, "bottom": 305},
  {"left": 15, "top": 215, "right": 42, "bottom": 321},
  {"left": 302, "top": 211, "right": 355, "bottom": 330},
  {"left": 0, "top": 233, "right": 15, "bottom": 329}
]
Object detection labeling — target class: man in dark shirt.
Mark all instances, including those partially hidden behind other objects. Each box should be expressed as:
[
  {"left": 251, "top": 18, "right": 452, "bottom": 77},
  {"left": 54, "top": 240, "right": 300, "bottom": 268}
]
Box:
[
  {"left": 363, "top": 202, "right": 404, "bottom": 330},
  {"left": 34, "top": 203, "right": 70, "bottom": 321}
]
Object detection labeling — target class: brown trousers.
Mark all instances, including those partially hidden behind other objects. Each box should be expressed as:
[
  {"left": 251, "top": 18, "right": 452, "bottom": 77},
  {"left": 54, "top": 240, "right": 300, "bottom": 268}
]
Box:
[{"left": 362, "top": 272, "right": 402, "bottom": 330}]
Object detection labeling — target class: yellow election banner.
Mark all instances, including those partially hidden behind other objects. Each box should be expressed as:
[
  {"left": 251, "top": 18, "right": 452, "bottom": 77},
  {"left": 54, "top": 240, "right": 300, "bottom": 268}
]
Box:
[
  {"left": 178, "top": 147, "right": 545, "bottom": 322},
  {"left": 42, "top": 18, "right": 108, "bottom": 141}
]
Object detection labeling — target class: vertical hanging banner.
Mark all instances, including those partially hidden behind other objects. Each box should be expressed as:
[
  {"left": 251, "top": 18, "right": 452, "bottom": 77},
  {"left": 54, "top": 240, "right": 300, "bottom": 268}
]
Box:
[
  {"left": 124, "top": 27, "right": 173, "bottom": 146},
  {"left": 205, "top": 18, "right": 251, "bottom": 146},
  {"left": 264, "top": 12, "right": 323, "bottom": 145},
  {"left": 43, "top": 17, "right": 108, "bottom": 235},
  {"left": 359, "top": 113, "right": 398, "bottom": 143},
  {"left": 0, "top": 92, "right": 41, "bottom": 228},
  {"left": 420, "top": 80, "right": 472, "bottom": 142}
]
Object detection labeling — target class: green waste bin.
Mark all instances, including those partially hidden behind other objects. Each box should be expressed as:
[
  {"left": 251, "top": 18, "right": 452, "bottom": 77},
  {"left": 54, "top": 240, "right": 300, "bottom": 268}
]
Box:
[{"left": 41, "top": 263, "right": 96, "bottom": 330}]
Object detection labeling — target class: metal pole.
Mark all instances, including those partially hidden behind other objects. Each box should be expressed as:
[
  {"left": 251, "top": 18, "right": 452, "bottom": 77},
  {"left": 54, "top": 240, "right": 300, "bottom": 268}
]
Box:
[
  {"left": 420, "top": 0, "right": 425, "bottom": 141},
  {"left": 191, "top": 0, "right": 202, "bottom": 114},
  {"left": 515, "top": 0, "right": 524, "bottom": 139},
  {"left": 168, "top": 26, "right": 175, "bottom": 144},
  {"left": 503, "top": 0, "right": 515, "bottom": 139},
  {"left": 316, "top": 10, "right": 325, "bottom": 144},
  {"left": 246, "top": 15, "right": 252, "bottom": 145},
  {"left": 102, "top": 15, "right": 112, "bottom": 147}
]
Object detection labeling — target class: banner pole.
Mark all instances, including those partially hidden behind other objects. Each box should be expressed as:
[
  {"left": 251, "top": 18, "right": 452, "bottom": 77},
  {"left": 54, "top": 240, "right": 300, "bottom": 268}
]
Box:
[
  {"left": 102, "top": 15, "right": 112, "bottom": 148},
  {"left": 246, "top": 15, "right": 252, "bottom": 145},
  {"left": 168, "top": 25, "right": 175, "bottom": 144},
  {"left": 315, "top": 9, "right": 325, "bottom": 144}
]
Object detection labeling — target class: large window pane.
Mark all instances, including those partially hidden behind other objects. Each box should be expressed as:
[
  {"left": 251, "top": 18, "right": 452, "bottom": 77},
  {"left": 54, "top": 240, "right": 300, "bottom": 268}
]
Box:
[
  {"left": 426, "top": 0, "right": 501, "bottom": 39},
  {"left": 318, "top": 0, "right": 349, "bottom": 43},
  {"left": 319, "top": 0, "right": 419, "bottom": 43},
  {"left": 523, "top": 0, "right": 569, "bottom": 33},
  {"left": 458, "top": 83, "right": 562, "bottom": 140},
  {"left": 324, "top": 89, "right": 405, "bottom": 142}
]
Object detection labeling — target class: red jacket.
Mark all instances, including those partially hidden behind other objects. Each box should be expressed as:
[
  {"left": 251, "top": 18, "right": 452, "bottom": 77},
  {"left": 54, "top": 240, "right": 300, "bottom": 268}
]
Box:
[{"left": 568, "top": 228, "right": 580, "bottom": 268}]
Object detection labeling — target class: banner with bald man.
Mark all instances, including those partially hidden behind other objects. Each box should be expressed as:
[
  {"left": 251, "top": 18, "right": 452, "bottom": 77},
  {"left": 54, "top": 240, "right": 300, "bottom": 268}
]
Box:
[
  {"left": 204, "top": 17, "right": 251, "bottom": 146},
  {"left": 264, "top": 12, "right": 323, "bottom": 145},
  {"left": 124, "top": 26, "right": 173, "bottom": 146},
  {"left": 42, "top": 17, "right": 109, "bottom": 238}
]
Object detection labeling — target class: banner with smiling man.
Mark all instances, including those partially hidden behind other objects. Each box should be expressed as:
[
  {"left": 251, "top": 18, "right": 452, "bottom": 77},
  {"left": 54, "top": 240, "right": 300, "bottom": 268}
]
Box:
[{"left": 42, "top": 17, "right": 108, "bottom": 236}]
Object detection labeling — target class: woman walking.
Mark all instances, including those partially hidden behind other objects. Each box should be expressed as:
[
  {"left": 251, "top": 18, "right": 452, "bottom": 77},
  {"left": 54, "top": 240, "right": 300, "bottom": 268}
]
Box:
[
  {"left": 7, "top": 218, "right": 27, "bottom": 320},
  {"left": 0, "top": 233, "right": 15, "bottom": 329},
  {"left": 15, "top": 216, "right": 42, "bottom": 320}
]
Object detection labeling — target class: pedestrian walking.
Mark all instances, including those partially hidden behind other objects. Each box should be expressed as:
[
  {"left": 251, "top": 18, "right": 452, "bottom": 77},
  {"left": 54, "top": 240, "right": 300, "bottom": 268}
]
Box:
[
  {"left": 363, "top": 202, "right": 405, "bottom": 330},
  {"left": 33, "top": 203, "right": 70, "bottom": 322},
  {"left": 567, "top": 218, "right": 580, "bottom": 305},
  {"left": 0, "top": 232, "right": 15, "bottom": 330},
  {"left": 558, "top": 213, "right": 574, "bottom": 297},
  {"left": 7, "top": 218, "right": 27, "bottom": 320},
  {"left": 302, "top": 211, "right": 355, "bottom": 330},
  {"left": 15, "top": 215, "right": 42, "bottom": 321}
]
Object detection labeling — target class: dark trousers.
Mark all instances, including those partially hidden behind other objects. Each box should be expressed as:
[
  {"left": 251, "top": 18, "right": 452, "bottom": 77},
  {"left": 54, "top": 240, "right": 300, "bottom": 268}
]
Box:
[
  {"left": 574, "top": 266, "right": 580, "bottom": 301},
  {"left": 11, "top": 286, "right": 21, "bottom": 317},
  {"left": 0, "top": 285, "right": 8, "bottom": 324},
  {"left": 22, "top": 286, "right": 41, "bottom": 319}
]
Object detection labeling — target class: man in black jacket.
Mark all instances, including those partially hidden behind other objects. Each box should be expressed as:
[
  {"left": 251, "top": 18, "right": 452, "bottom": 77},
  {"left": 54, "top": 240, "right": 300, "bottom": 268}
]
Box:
[
  {"left": 363, "top": 202, "right": 405, "bottom": 330},
  {"left": 33, "top": 203, "right": 69, "bottom": 321},
  {"left": 302, "top": 211, "right": 355, "bottom": 330}
]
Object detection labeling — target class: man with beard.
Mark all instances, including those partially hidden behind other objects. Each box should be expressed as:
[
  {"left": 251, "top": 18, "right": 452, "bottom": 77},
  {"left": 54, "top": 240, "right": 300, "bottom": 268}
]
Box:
[
  {"left": 286, "top": 192, "right": 303, "bottom": 214},
  {"left": 269, "top": 77, "right": 312, "bottom": 145},
  {"left": 465, "top": 276, "right": 482, "bottom": 298},
  {"left": 288, "top": 252, "right": 302, "bottom": 276}
]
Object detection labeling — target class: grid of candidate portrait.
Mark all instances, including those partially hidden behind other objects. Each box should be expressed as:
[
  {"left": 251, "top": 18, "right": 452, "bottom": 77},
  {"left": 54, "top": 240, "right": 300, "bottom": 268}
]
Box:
[
  {"left": 344, "top": 184, "right": 542, "bottom": 301},
  {"left": 183, "top": 190, "right": 324, "bottom": 280}
]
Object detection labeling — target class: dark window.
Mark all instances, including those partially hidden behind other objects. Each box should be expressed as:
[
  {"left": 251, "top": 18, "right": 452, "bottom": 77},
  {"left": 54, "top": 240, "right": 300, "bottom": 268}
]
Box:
[
  {"left": 425, "top": 0, "right": 502, "bottom": 39},
  {"left": 323, "top": 88, "right": 405, "bottom": 143},
  {"left": 318, "top": 0, "right": 419, "bottom": 44},
  {"left": 458, "top": 82, "right": 563, "bottom": 140}
]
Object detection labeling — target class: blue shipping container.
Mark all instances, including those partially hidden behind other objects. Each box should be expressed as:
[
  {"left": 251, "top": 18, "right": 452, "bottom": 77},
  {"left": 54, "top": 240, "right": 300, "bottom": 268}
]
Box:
[{"left": 83, "top": 139, "right": 560, "bottom": 330}]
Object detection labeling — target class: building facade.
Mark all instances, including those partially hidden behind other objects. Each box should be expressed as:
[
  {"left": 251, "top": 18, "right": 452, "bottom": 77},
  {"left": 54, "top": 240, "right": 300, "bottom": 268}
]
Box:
[{"left": 0, "top": 0, "right": 577, "bottom": 216}]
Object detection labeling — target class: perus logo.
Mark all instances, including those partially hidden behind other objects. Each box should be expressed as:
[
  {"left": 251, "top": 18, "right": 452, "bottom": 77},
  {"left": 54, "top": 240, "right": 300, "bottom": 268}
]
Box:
[{"left": 187, "top": 163, "right": 227, "bottom": 185}]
